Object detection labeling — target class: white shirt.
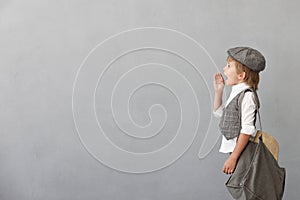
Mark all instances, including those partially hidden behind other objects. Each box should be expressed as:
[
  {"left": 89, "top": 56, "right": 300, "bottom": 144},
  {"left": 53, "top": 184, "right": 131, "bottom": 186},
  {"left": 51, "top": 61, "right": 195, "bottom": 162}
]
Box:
[{"left": 214, "top": 83, "right": 257, "bottom": 153}]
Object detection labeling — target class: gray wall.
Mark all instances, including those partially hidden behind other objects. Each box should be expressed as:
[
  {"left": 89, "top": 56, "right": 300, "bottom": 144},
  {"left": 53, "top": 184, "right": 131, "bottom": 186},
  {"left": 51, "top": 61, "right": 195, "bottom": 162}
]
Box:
[{"left": 1, "top": 0, "right": 299, "bottom": 199}]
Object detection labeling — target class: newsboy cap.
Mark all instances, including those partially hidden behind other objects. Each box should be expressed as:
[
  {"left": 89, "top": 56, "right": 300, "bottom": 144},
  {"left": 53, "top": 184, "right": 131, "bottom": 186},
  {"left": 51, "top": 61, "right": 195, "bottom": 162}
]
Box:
[{"left": 227, "top": 47, "right": 266, "bottom": 72}]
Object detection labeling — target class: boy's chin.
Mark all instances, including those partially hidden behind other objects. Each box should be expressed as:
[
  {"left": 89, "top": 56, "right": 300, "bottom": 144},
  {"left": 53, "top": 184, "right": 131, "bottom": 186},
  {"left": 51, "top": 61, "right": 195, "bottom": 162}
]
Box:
[{"left": 225, "top": 81, "right": 234, "bottom": 86}]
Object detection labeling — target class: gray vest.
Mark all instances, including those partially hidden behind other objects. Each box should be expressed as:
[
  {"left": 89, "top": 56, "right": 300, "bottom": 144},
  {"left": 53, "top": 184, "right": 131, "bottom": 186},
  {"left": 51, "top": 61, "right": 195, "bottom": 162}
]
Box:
[{"left": 219, "top": 89, "right": 258, "bottom": 140}]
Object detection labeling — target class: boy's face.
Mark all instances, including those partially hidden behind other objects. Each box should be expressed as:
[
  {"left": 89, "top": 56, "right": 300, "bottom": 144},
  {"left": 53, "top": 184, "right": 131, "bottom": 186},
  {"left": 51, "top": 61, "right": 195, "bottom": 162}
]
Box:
[{"left": 223, "top": 61, "right": 245, "bottom": 86}]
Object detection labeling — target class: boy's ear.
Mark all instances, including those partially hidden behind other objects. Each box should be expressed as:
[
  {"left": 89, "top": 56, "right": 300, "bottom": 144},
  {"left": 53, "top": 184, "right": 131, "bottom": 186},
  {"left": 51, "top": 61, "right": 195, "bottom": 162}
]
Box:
[{"left": 238, "top": 72, "right": 246, "bottom": 80}]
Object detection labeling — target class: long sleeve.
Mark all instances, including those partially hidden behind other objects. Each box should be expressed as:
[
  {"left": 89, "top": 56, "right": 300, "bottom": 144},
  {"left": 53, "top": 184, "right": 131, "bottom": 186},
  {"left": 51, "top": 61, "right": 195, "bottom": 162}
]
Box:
[
  {"left": 213, "top": 104, "right": 224, "bottom": 118},
  {"left": 240, "top": 92, "right": 257, "bottom": 136}
]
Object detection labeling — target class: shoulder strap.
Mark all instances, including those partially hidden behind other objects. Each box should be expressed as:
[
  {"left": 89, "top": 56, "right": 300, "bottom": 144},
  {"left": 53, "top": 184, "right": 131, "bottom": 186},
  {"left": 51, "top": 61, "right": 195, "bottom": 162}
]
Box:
[
  {"left": 238, "top": 88, "right": 260, "bottom": 109},
  {"left": 238, "top": 88, "right": 263, "bottom": 134}
]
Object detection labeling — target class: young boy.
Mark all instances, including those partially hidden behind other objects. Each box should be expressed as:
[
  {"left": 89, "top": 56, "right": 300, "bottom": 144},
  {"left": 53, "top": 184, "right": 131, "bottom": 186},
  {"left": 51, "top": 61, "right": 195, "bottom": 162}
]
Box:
[{"left": 213, "top": 47, "right": 266, "bottom": 174}]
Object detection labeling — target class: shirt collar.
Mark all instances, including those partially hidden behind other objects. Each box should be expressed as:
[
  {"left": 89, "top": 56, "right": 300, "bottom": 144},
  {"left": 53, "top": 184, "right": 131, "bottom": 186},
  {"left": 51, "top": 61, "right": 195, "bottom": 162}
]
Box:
[
  {"left": 225, "top": 83, "right": 250, "bottom": 107},
  {"left": 231, "top": 82, "right": 250, "bottom": 95}
]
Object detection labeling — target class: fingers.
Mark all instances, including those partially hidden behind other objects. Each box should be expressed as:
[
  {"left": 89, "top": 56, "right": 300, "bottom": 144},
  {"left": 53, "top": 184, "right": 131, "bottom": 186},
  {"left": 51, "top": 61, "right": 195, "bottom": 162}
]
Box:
[
  {"left": 223, "top": 162, "right": 235, "bottom": 174},
  {"left": 223, "top": 168, "right": 234, "bottom": 174},
  {"left": 222, "top": 166, "right": 234, "bottom": 174},
  {"left": 214, "top": 73, "right": 220, "bottom": 80},
  {"left": 214, "top": 73, "right": 224, "bottom": 83}
]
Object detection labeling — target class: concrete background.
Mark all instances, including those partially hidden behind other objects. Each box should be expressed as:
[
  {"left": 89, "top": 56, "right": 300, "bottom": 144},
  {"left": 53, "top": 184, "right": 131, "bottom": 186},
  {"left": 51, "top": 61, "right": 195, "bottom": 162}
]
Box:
[{"left": 1, "top": 0, "right": 299, "bottom": 199}]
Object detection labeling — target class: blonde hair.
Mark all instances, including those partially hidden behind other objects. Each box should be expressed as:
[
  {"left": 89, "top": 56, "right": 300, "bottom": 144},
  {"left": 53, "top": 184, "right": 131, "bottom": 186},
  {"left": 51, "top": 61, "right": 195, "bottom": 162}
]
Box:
[{"left": 227, "top": 56, "right": 260, "bottom": 90}]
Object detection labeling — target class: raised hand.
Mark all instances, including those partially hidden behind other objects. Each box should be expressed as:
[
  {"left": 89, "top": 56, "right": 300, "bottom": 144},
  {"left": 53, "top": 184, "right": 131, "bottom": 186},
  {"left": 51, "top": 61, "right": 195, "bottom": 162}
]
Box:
[{"left": 214, "top": 73, "right": 225, "bottom": 93}]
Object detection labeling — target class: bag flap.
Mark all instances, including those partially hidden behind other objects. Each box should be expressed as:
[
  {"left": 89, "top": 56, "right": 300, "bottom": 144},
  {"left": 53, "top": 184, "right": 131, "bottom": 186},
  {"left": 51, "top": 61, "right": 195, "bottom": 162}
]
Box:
[{"left": 254, "top": 131, "right": 279, "bottom": 161}]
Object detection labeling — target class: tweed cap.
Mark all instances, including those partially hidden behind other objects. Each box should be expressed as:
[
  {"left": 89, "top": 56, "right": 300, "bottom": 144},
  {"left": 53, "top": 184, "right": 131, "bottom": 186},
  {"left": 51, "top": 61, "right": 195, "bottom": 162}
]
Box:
[{"left": 227, "top": 47, "right": 266, "bottom": 72}]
